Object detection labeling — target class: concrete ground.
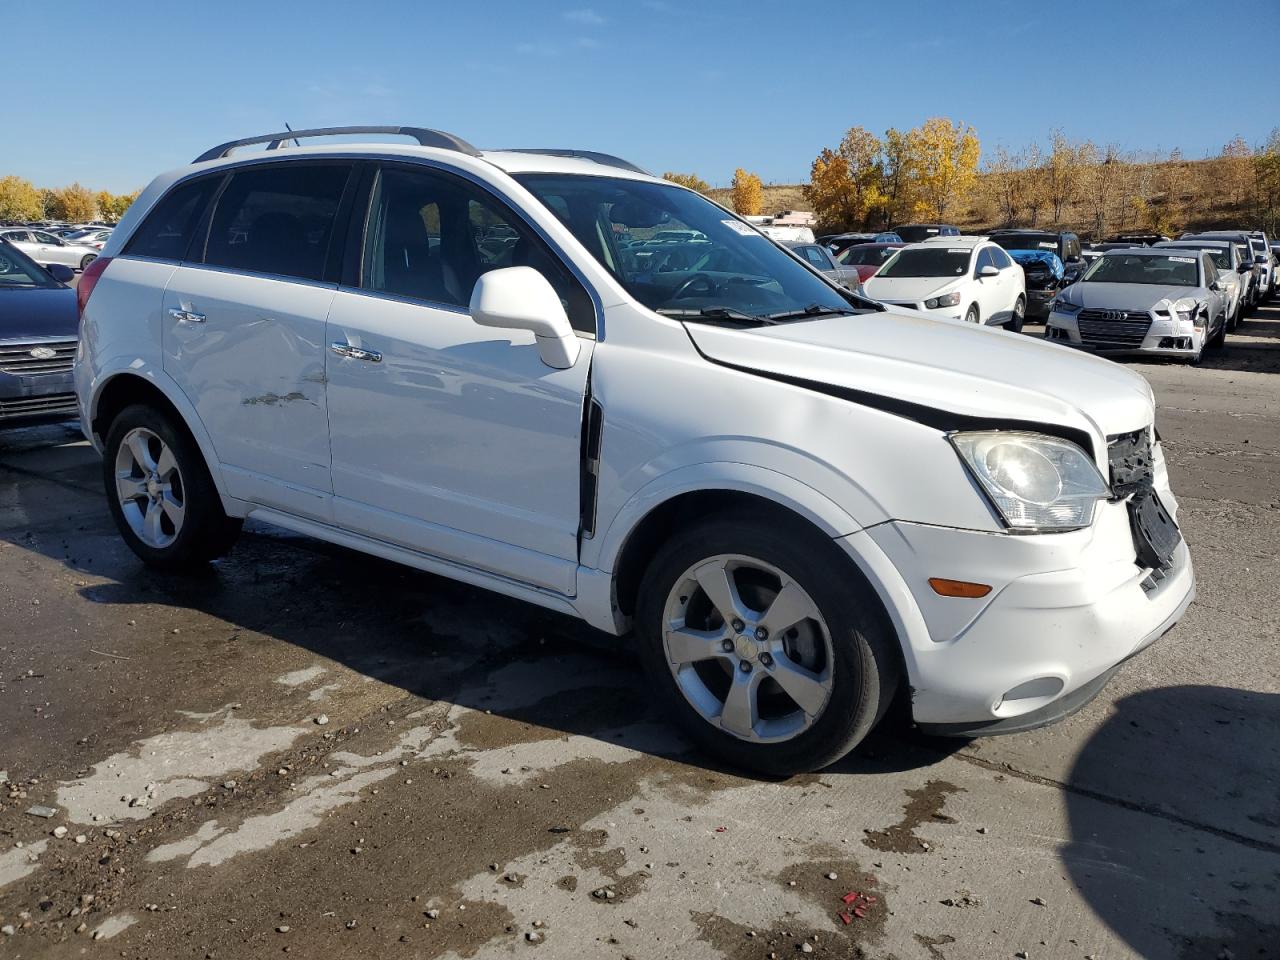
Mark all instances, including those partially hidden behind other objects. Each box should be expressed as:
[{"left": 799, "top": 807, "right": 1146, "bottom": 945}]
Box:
[{"left": 1, "top": 305, "right": 1278, "bottom": 960}]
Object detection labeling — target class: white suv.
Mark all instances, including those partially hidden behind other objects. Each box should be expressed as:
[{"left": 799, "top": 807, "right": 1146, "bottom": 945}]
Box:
[{"left": 74, "top": 126, "right": 1195, "bottom": 774}]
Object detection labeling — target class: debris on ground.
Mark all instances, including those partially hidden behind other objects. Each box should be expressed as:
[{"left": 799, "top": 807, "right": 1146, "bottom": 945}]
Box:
[{"left": 25, "top": 804, "right": 58, "bottom": 818}]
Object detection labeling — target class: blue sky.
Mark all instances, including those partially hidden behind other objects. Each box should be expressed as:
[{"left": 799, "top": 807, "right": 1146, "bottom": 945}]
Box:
[{"left": 7, "top": 0, "right": 1278, "bottom": 192}]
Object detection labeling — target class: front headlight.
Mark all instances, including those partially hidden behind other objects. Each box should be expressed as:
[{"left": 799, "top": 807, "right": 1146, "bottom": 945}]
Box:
[
  {"left": 1051, "top": 298, "right": 1082, "bottom": 314},
  {"left": 925, "top": 291, "right": 962, "bottom": 309},
  {"left": 951, "top": 431, "right": 1110, "bottom": 532},
  {"left": 1172, "top": 297, "right": 1202, "bottom": 326}
]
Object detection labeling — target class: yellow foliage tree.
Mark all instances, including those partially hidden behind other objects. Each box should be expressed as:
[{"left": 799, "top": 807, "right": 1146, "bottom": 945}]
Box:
[
  {"left": 662, "top": 172, "right": 711, "bottom": 194},
  {"left": 909, "top": 118, "right": 980, "bottom": 221},
  {"left": 0, "top": 175, "right": 43, "bottom": 221},
  {"left": 805, "top": 149, "right": 857, "bottom": 229},
  {"left": 730, "top": 168, "right": 764, "bottom": 216},
  {"left": 46, "top": 182, "right": 98, "bottom": 222}
]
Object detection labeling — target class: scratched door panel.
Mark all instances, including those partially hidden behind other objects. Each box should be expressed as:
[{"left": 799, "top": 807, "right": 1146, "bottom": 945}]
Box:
[{"left": 162, "top": 265, "right": 336, "bottom": 520}]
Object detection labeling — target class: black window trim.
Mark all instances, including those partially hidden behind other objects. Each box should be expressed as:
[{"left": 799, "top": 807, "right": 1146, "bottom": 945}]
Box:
[
  {"left": 341, "top": 158, "right": 599, "bottom": 338},
  {"left": 120, "top": 171, "right": 226, "bottom": 266}
]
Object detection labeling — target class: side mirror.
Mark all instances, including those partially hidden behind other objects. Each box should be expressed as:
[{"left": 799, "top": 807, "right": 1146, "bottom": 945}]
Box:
[
  {"left": 469, "top": 266, "right": 580, "bottom": 370},
  {"left": 1238, "top": 263, "right": 1252, "bottom": 273},
  {"left": 1209, "top": 280, "right": 1221, "bottom": 292},
  {"left": 46, "top": 263, "right": 75, "bottom": 283},
  {"left": 978, "top": 264, "right": 999, "bottom": 278}
]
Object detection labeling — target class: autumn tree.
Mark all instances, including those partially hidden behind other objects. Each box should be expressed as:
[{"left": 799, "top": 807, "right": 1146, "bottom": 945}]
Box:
[
  {"left": 1255, "top": 128, "right": 1280, "bottom": 235},
  {"left": 45, "top": 182, "right": 98, "bottom": 221},
  {"left": 909, "top": 117, "right": 980, "bottom": 220},
  {"left": 1216, "top": 136, "right": 1254, "bottom": 214},
  {"left": 662, "top": 172, "right": 710, "bottom": 194},
  {"left": 1044, "top": 130, "right": 1088, "bottom": 225},
  {"left": 985, "top": 145, "right": 1033, "bottom": 226},
  {"left": 805, "top": 148, "right": 857, "bottom": 230},
  {"left": 730, "top": 168, "right": 764, "bottom": 216},
  {"left": 804, "top": 126, "right": 884, "bottom": 230},
  {"left": 1079, "top": 143, "right": 1126, "bottom": 240},
  {"left": 878, "top": 127, "right": 916, "bottom": 227},
  {"left": 0, "top": 176, "right": 43, "bottom": 221}
]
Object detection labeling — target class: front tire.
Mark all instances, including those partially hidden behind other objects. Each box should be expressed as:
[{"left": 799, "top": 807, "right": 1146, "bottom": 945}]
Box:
[
  {"left": 636, "top": 510, "right": 900, "bottom": 776},
  {"left": 964, "top": 303, "right": 980, "bottom": 325},
  {"left": 102, "top": 404, "right": 241, "bottom": 569}
]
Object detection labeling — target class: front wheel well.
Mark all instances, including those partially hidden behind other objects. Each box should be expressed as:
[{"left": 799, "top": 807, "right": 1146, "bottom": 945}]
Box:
[
  {"left": 91, "top": 375, "right": 187, "bottom": 447},
  {"left": 612, "top": 490, "right": 836, "bottom": 620}
]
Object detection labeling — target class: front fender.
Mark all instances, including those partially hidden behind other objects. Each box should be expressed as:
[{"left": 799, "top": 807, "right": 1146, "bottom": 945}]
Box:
[{"left": 584, "top": 460, "right": 868, "bottom": 576}]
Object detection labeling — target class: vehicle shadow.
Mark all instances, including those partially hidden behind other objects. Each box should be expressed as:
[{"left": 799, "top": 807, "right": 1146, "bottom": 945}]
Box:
[
  {"left": 0, "top": 433, "right": 959, "bottom": 781},
  {"left": 1062, "top": 684, "right": 1280, "bottom": 959}
]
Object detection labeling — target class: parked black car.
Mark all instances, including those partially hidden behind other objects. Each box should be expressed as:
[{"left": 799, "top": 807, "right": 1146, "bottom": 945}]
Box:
[
  {"left": 988, "top": 229, "right": 1086, "bottom": 282},
  {"left": 0, "top": 238, "right": 80, "bottom": 429},
  {"left": 891, "top": 223, "right": 960, "bottom": 244}
]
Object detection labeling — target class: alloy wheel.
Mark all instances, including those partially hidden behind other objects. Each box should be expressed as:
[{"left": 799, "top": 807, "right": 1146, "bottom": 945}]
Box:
[
  {"left": 661, "top": 554, "right": 834, "bottom": 743},
  {"left": 114, "top": 427, "right": 186, "bottom": 548}
]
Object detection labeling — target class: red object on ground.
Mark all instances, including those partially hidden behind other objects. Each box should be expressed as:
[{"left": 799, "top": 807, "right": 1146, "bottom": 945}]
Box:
[
  {"left": 853, "top": 906, "right": 868, "bottom": 919},
  {"left": 714, "top": 826, "right": 726, "bottom": 833},
  {"left": 841, "top": 892, "right": 860, "bottom": 905},
  {"left": 838, "top": 912, "right": 853, "bottom": 925}
]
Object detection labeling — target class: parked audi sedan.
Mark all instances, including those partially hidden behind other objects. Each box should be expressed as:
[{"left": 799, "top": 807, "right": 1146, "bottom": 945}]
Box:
[
  {"left": 1047, "top": 248, "right": 1228, "bottom": 364},
  {"left": 0, "top": 239, "right": 80, "bottom": 428},
  {"left": 0, "top": 228, "right": 100, "bottom": 271}
]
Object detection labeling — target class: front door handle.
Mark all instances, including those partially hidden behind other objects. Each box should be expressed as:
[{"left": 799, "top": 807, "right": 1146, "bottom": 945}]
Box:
[
  {"left": 168, "top": 307, "right": 206, "bottom": 324},
  {"left": 330, "top": 342, "right": 382, "bottom": 363}
]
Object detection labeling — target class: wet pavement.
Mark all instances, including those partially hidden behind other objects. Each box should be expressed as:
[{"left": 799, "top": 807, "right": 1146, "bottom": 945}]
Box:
[{"left": 2, "top": 307, "right": 1279, "bottom": 959}]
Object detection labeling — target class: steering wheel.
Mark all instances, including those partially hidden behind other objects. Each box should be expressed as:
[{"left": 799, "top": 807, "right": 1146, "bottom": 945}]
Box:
[{"left": 672, "top": 272, "right": 718, "bottom": 300}]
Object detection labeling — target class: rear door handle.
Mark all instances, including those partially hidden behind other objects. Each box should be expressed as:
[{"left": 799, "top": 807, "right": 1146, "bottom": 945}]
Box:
[
  {"left": 330, "top": 342, "right": 382, "bottom": 363},
  {"left": 168, "top": 307, "right": 206, "bottom": 323}
]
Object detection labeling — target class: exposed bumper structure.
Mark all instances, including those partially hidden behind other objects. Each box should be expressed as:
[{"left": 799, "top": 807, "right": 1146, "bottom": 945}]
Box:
[
  {"left": 1046, "top": 308, "right": 1207, "bottom": 359},
  {"left": 846, "top": 480, "right": 1195, "bottom": 733}
]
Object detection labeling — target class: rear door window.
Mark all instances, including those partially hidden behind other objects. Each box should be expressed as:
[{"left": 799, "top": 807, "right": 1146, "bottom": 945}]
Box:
[
  {"left": 123, "top": 176, "right": 221, "bottom": 262},
  {"left": 203, "top": 163, "right": 351, "bottom": 282}
]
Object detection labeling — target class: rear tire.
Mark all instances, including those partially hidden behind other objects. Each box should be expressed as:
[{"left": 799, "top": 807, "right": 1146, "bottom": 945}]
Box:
[
  {"left": 102, "top": 404, "right": 241, "bottom": 570},
  {"left": 1003, "top": 296, "right": 1026, "bottom": 333},
  {"left": 79, "top": 254, "right": 96, "bottom": 270},
  {"left": 636, "top": 509, "right": 901, "bottom": 776}
]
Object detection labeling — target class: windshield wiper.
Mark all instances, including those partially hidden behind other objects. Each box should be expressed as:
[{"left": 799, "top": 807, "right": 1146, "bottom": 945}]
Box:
[
  {"left": 762, "top": 303, "right": 862, "bottom": 321},
  {"left": 657, "top": 307, "right": 779, "bottom": 325}
]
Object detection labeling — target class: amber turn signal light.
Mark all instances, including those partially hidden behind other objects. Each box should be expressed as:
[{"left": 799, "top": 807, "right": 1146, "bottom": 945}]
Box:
[{"left": 928, "top": 577, "right": 992, "bottom": 599}]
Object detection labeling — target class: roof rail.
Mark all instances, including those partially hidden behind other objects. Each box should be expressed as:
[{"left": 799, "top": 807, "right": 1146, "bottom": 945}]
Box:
[
  {"left": 193, "top": 126, "right": 481, "bottom": 164},
  {"left": 495, "top": 148, "right": 650, "bottom": 176}
]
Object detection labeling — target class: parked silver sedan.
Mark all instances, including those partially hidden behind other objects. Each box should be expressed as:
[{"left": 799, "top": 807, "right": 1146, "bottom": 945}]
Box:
[
  {"left": 784, "top": 241, "right": 864, "bottom": 292},
  {"left": 0, "top": 229, "right": 100, "bottom": 271},
  {"left": 1046, "top": 248, "right": 1228, "bottom": 364}
]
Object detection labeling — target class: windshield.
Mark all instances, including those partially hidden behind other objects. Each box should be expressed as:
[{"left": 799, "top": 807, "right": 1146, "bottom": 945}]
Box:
[
  {"left": 1082, "top": 254, "right": 1199, "bottom": 286},
  {"left": 838, "top": 244, "right": 899, "bottom": 266},
  {"left": 514, "top": 174, "right": 861, "bottom": 322},
  {"left": 875, "top": 247, "right": 971, "bottom": 278},
  {"left": 1163, "top": 245, "right": 1231, "bottom": 269},
  {"left": 0, "top": 241, "right": 59, "bottom": 287},
  {"left": 993, "top": 234, "right": 1058, "bottom": 252}
]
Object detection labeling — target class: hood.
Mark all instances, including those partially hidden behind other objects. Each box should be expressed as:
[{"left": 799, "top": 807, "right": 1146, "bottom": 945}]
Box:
[
  {"left": 863, "top": 275, "right": 958, "bottom": 302},
  {"left": 685, "top": 310, "right": 1155, "bottom": 450},
  {"left": 1064, "top": 281, "right": 1202, "bottom": 310},
  {"left": 0, "top": 285, "right": 79, "bottom": 340}
]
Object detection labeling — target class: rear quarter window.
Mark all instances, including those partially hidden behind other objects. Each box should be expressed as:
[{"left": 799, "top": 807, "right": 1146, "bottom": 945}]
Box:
[{"left": 123, "top": 176, "right": 221, "bottom": 262}]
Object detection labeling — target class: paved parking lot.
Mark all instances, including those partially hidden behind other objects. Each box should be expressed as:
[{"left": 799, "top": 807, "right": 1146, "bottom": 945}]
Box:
[{"left": 1, "top": 310, "right": 1278, "bottom": 960}]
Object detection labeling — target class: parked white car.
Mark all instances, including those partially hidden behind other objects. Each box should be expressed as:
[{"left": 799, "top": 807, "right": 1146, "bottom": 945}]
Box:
[
  {"left": 74, "top": 126, "right": 1194, "bottom": 774},
  {"left": 0, "top": 228, "right": 101, "bottom": 270},
  {"left": 863, "top": 236, "right": 1028, "bottom": 331}
]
